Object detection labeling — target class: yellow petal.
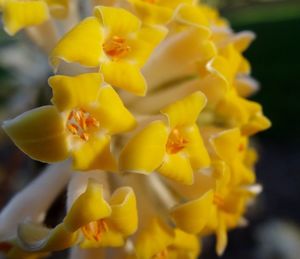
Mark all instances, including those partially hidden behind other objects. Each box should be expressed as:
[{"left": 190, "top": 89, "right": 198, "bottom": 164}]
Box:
[
  {"left": 128, "top": 0, "right": 173, "bottom": 25},
  {"left": 205, "top": 56, "right": 231, "bottom": 89},
  {"left": 94, "top": 6, "right": 141, "bottom": 36},
  {"left": 210, "top": 128, "right": 241, "bottom": 164},
  {"left": 161, "top": 91, "right": 207, "bottom": 128},
  {"left": 176, "top": 4, "right": 209, "bottom": 27},
  {"left": 232, "top": 31, "right": 256, "bottom": 53},
  {"left": 181, "top": 124, "right": 210, "bottom": 169},
  {"left": 124, "top": 25, "right": 168, "bottom": 67},
  {"left": 64, "top": 179, "right": 112, "bottom": 232},
  {"left": 101, "top": 62, "right": 147, "bottom": 96},
  {"left": 71, "top": 135, "right": 117, "bottom": 171},
  {"left": 50, "top": 17, "right": 104, "bottom": 69},
  {"left": 143, "top": 27, "right": 216, "bottom": 90},
  {"left": 172, "top": 229, "right": 201, "bottom": 258},
  {"left": 135, "top": 218, "right": 174, "bottom": 259},
  {"left": 216, "top": 215, "right": 228, "bottom": 256},
  {"left": 3, "top": 0, "right": 49, "bottom": 35},
  {"left": 158, "top": 153, "right": 194, "bottom": 185},
  {"left": 49, "top": 73, "right": 103, "bottom": 112},
  {"left": 94, "top": 85, "right": 136, "bottom": 134},
  {"left": 18, "top": 223, "right": 78, "bottom": 252},
  {"left": 80, "top": 229, "right": 124, "bottom": 248},
  {"left": 2, "top": 106, "right": 69, "bottom": 163},
  {"left": 119, "top": 121, "right": 168, "bottom": 174},
  {"left": 171, "top": 190, "right": 214, "bottom": 234},
  {"left": 108, "top": 187, "right": 138, "bottom": 236}
]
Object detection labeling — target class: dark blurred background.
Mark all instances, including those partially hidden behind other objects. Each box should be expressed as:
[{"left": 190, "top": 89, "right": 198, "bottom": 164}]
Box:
[
  {"left": 0, "top": 0, "right": 299, "bottom": 258},
  {"left": 203, "top": 1, "right": 300, "bottom": 259}
]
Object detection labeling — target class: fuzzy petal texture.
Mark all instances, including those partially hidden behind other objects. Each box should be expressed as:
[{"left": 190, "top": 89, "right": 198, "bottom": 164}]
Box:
[{"left": 2, "top": 106, "right": 69, "bottom": 163}]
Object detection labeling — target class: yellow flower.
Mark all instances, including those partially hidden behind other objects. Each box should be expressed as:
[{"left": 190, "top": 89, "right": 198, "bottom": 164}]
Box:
[
  {"left": 50, "top": 6, "right": 168, "bottom": 95},
  {"left": 210, "top": 128, "right": 256, "bottom": 185},
  {"left": 120, "top": 91, "right": 210, "bottom": 185},
  {"left": 1, "top": 0, "right": 69, "bottom": 35},
  {"left": 215, "top": 90, "right": 271, "bottom": 136},
  {"left": 2, "top": 73, "right": 136, "bottom": 171},
  {"left": 128, "top": 0, "right": 196, "bottom": 25},
  {"left": 134, "top": 218, "right": 200, "bottom": 259},
  {"left": 171, "top": 160, "right": 259, "bottom": 256},
  {"left": 17, "top": 180, "right": 138, "bottom": 252}
]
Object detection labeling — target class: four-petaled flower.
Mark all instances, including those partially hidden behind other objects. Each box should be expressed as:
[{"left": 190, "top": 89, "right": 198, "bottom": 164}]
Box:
[
  {"left": 120, "top": 91, "right": 210, "bottom": 185},
  {"left": 3, "top": 73, "right": 136, "bottom": 171}
]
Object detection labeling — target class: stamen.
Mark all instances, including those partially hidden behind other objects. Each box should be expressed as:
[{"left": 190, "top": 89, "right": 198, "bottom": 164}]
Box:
[
  {"left": 213, "top": 193, "right": 225, "bottom": 208},
  {"left": 103, "top": 36, "right": 131, "bottom": 60},
  {"left": 81, "top": 219, "right": 108, "bottom": 242},
  {"left": 238, "top": 143, "right": 245, "bottom": 152},
  {"left": 166, "top": 128, "right": 189, "bottom": 154},
  {"left": 154, "top": 248, "right": 168, "bottom": 259},
  {"left": 66, "top": 108, "right": 99, "bottom": 141}
]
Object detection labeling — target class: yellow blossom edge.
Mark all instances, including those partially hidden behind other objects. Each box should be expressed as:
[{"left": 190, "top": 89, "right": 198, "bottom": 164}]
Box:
[
  {"left": 170, "top": 189, "right": 214, "bottom": 234},
  {"left": 2, "top": 106, "right": 69, "bottom": 163},
  {"left": 2, "top": 0, "right": 50, "bottom": 35}
]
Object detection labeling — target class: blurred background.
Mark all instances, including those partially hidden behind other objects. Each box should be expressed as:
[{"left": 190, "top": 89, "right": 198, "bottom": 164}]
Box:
[{"left": 0, "top": 0, "right": 299, "bottom": 258}]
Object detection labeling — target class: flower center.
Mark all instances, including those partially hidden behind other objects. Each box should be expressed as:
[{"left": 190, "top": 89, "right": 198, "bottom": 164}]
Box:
[
  {"left": 66, "top": 108, "right": 99, "bottom": 141},
  {"left": 166, "top": 128, "right": 189, "bottom": 154},
  {"left": 103, "top": 36, "right": 131, "bottom": 60},
  {"left": 213, "top": 193, "right": 225, "bottom": 208},
  {"left": 144, "top": 0, "right": 158, "bottom": 4},
  {"left": 154, "top": 248, "right": 168, "bottom": 259},
  {"left": 81, "top": 219, "right": 108, "bottom": 242}
]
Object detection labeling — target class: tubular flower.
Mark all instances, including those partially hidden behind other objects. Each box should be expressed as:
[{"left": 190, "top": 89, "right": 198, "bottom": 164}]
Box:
[
  {"left": 0, "top": 0, "right": 69, "bottom": 35},
  {"left": 17, "top": 179, "right": 138, "bottom": 252},
  {"left": 3, "top": 73, "right": 136, "bottom": 171},
  {"left": 50, "top": 6, "right": 168, "bottom": 95},
  {"left": 120, "top": 91, "right": 210, "bottom": 185},
  {"left": 134, "top": 218, "right": 200, "bottom": 259},
  {"left": 0, "top": 1, "right": 271, "bottom": 259},
  {"left": 171, "top": 160, "right": 261, "bottom": 256}
]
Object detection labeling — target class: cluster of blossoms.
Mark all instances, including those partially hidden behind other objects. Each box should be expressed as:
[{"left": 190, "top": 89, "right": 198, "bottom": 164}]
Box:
[{"left": 0, "top": 0, "right": 271, "bottom": 258}]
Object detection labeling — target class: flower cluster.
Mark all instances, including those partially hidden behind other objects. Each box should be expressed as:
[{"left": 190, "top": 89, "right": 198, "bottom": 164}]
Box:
[{"left": 0, "top": 1, "right": 270, "bottom": 259}]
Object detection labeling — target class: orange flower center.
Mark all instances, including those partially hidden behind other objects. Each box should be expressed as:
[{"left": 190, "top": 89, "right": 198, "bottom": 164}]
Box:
[
  {"left": 81, "top": 219, "right": 108, "bottom": 242},
  {"left": 213, "top": 193, "right": 225, "bottom": 208},
  {"left": 103, "top": 36, "right": 131, "bottom": 60},
  {"left": 154, "top": 248, "right": 168, "bottom": 259},
  {"left": 144, "top": 0, "right": 158, "bottom": 4},
  {"left": 166, "top": 128, "right": 188, "bottom": 154},
  {"left": 66, "top": 108, "right": 99, "bottom": 141}
]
